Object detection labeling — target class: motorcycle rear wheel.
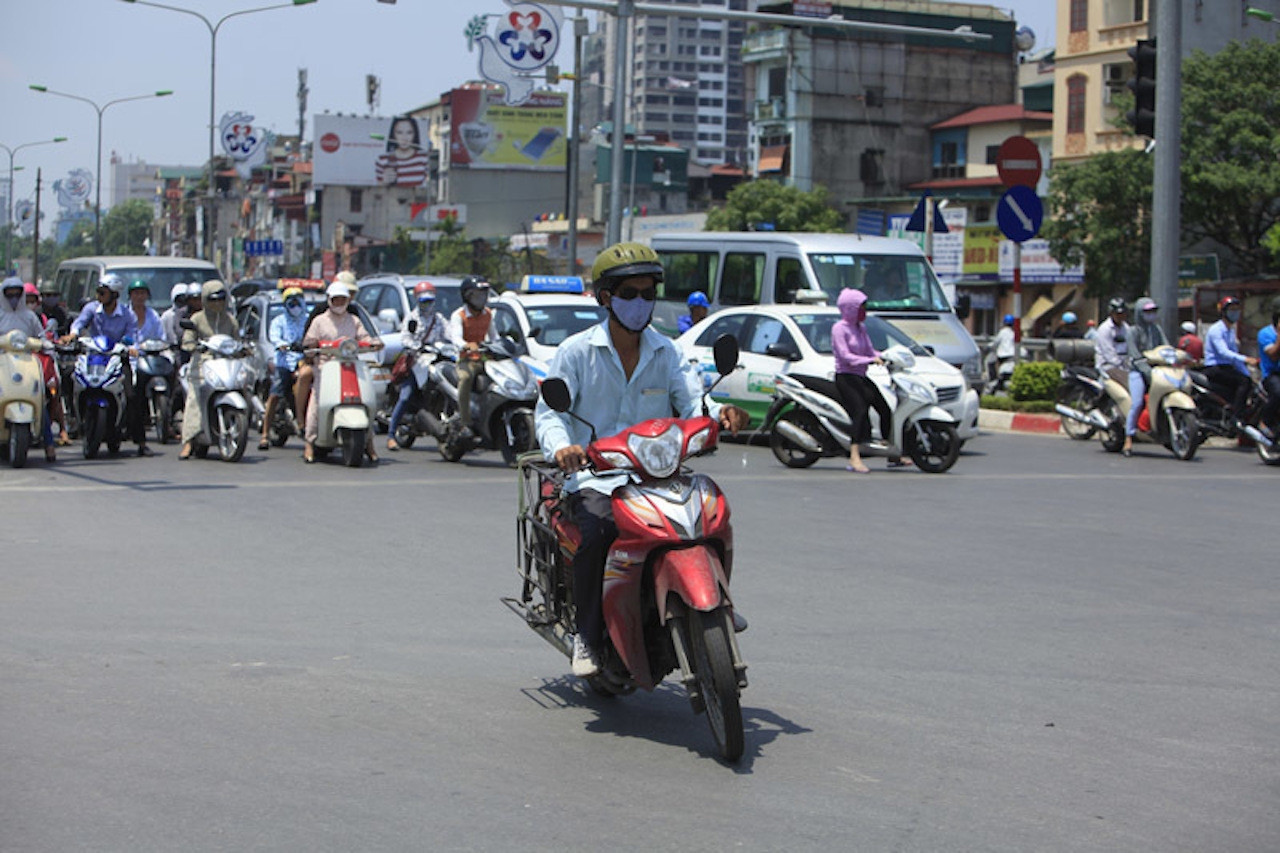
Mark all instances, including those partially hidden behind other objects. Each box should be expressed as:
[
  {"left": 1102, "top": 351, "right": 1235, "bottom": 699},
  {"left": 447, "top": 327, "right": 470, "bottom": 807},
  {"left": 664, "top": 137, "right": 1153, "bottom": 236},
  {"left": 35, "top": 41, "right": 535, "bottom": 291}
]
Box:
[
  {"left": 1166, "top": 408, "right": 1199, "bottom": 461},
  {"left": 340, "top": 427, "right": 366, "bottom": 468},
  {"left": 501, "top": 411, "right": 537, "bottom": 468},
  {"left": 689, "top": 608, "right": 744, "bottom": 763},
  {"left": 768, "top": 409, "right": 822, "bottom": 468},
  {"left": 8, "top": 422, "right": 30, "bottom": 468},
  {"left": 1098, "top": 399, "right": 1125, "bottom": 453},
  {"left": 393, "top": 422, "right": 417, "bottom": 449},
  {"left": 908, "top": 420, "right": 960, "bottom": 473},
  {"left": 152, "top": 392, "right": 171, "bottom": 445},
  {"left": 1058, "top": 385, "right": 1097, "bottom": 440}
]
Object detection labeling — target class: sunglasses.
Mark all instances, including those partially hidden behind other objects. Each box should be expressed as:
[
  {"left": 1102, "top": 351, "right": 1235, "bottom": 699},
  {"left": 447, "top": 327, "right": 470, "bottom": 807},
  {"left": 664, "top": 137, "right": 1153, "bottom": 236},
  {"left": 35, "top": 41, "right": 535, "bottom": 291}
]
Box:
[
  {"left": 207, "top": 293, "right": 228, "bottom": 302},
  {"left": 285, "top": 299, "right": 304, "bottom": 308},
  {"left": 614, "top": 285, "right": 657, "bottom": 301}
]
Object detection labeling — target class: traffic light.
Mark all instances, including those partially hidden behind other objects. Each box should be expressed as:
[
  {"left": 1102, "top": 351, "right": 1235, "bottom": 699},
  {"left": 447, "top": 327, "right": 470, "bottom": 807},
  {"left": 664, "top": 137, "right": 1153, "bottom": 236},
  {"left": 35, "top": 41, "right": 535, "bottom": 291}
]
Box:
[{"left": 1127, "top": 38, "right": 1157, "bottom": 138}]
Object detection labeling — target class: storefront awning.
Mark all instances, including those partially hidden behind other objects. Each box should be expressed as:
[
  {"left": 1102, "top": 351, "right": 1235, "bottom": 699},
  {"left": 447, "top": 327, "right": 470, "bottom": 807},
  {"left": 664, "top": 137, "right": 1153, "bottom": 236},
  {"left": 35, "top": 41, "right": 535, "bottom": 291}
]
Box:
[
  {"left": 758, "top": 144, "right": 788, "bottom": 174},
  {"left": 1022, "top": 289, "right": 1075, "bottom": 327}
]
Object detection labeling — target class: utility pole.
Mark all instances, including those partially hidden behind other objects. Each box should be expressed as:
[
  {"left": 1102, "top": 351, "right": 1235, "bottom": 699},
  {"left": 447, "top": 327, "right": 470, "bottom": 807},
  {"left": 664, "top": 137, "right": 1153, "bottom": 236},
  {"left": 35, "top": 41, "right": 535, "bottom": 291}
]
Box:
[
  {"left": 1150, "top": 0, "right": 1182, "bottom": 339},
  {"left": 32, "top": 169, "right": 42, "bottom": 285}
]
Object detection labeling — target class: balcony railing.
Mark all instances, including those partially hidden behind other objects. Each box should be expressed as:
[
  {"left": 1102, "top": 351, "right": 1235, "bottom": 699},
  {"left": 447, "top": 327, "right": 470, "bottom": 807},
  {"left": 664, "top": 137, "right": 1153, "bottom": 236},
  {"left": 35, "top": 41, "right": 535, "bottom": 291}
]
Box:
[{"left": 754, "top": 97, "right": 786, "bottom": 121}]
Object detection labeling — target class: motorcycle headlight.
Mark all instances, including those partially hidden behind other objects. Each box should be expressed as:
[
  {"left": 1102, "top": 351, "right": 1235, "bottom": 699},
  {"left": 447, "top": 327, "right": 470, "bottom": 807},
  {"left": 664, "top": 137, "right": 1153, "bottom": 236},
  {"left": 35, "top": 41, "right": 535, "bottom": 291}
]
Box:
[
  {"left": 339, "top": 339, "right": 359, "bottom": 359},
  {"left": 597, "top": 451, "right": 632, "bottom": 471},
  {"left": 685, "top": 424, "right": 713, "bottom": 456},
  {"left": 7, "top": 330, "right": 28, "bottom": 351},
  {"left": 898, "top": 377, "right": 936, "bottom": 405},
  {"left": 214, "top": 337, "right": 238, "bottom": 356},
  {"left": 627, "top": 423, "right": 683, "bottom": 478}
]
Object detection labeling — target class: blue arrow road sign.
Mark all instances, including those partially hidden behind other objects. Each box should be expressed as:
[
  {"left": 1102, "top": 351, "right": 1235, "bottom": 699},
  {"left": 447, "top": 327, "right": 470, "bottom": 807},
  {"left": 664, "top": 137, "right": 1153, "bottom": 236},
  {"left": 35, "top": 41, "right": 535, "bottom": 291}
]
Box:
[{"left": 997, "top": 185, "right": 1043, "bottom": 243}]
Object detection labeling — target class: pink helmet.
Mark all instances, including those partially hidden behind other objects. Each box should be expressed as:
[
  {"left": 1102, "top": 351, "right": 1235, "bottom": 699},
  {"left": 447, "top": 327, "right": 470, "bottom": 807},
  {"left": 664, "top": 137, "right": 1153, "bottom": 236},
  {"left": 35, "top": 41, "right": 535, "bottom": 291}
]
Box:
[{"left": 23, "top": 282, "right": 39, "bottom": 298}]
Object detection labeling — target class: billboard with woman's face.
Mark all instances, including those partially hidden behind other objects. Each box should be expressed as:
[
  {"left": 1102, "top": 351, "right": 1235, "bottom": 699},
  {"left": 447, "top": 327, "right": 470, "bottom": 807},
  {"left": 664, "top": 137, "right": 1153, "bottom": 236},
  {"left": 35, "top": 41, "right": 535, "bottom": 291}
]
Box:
[{"left": 313, "top": 115, "right": 429, "bottom": 187}]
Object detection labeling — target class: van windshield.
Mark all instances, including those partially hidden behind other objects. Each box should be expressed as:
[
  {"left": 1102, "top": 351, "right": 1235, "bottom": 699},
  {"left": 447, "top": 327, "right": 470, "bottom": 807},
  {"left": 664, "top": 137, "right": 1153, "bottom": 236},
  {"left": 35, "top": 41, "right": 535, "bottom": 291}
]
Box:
[
  {"left": 112, "top": 266, "right": 221, "bottom": 310},
  {"left": 806, "top": 254, "right": 951, "bottom": 313}
]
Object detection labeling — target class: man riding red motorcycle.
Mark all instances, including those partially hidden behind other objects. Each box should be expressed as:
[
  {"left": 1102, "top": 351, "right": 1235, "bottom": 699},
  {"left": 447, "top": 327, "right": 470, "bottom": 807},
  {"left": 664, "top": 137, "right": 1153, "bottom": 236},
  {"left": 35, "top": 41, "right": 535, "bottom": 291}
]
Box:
[{"left": 534, "top": 242, "right": 749, "bottom": 677}]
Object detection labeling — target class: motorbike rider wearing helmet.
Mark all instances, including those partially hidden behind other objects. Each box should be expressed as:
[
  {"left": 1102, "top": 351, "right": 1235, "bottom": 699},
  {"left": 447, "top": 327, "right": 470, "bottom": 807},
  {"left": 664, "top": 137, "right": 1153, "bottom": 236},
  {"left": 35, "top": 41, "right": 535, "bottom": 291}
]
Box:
[
  {"left": 535, "top": 241, "right": 749, "bottom": 678},
  {"left": 1052, "top": 311, "right": 1082, "bottom": 339},
  {"left": 301, "top": 280, "right": 382, "bottom": 463},
  {"left": 38, "top": 281, "right": 70, "bottom": 337},
  {"left": 1094, "top": 297, "right": 1131, "bottom": 386},
  {"left": 63, "top": 273, "right": 136, "bottom": 346},
  {"left": 446, "top": 275, "right": 500, "bottom": 439},
  {"left": 1257, "top": 299, "right": 1280, "bottom": 439},
  {"left": 160, "top": 283, "right": 189, "bottom": 345},
  {"left": 1178, "top": 321, "right": 1204, "bottom": 363},
  {"left": 258, "top": 286, "right": 309, "bottom": 452},
  {"left": 677, "top": 290, "right": 710, "bottom": 333},
  {"left": 1122, "top": 297, "right": 1171, "bottom": 456},
  {"left": 2, "top": 278, "right": 57, "bottom": 461},
  {"left": 387, "top": 281, "right": 449, "bottom": 451},
  {"left": 1203, "top": 296, "right": 1259, "bottom": 425},
  {"left": 125, "top": 280, "right": 165, "bottom": 456},
  {"left": 179, "top": 280, "right": 239, "bottom": 460}
]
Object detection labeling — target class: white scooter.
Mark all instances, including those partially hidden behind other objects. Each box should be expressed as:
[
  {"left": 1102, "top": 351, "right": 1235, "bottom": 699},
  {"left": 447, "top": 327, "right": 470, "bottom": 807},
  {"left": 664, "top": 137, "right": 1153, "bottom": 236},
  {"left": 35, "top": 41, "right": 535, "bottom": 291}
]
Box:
[
  {"left": 764, "top": 345, "right": 963, "bottom": 473},
  {"left": 307, "top": 337, "right": 379, "bottom": 467},
  {"left": 0, "top": 330, "right": 48, "bottom": 468},
  {"left": 185, "top": 332, "right": 261, "bottom": 462},
  {"left": 73, "top": 335, "right": 130, "bottom": 459}
]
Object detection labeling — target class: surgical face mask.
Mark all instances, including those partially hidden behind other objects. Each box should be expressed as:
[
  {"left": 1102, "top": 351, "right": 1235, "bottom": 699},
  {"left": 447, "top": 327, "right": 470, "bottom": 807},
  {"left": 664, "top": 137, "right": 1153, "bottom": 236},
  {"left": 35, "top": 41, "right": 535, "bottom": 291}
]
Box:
[
  {"left": 1142, "top": 309, "right": 1158, "bottom": 323},
  {"left": 465, "top": 291, "right": 487, "bottom": 311},
  {"left": 286, "top": 302, "right": 305, "bottom": 318},
  {"left": 329, "top": 299, "right": 348, "bottom": 315},
  {"left": 4, "top": 292, "right": 20, "bottom": 310},
  {"left": 1226, "top": 309, "right": 1241, "bottom": 323},
  {"left": 609, "top": 294, "right": 655, "bottom": 332}
]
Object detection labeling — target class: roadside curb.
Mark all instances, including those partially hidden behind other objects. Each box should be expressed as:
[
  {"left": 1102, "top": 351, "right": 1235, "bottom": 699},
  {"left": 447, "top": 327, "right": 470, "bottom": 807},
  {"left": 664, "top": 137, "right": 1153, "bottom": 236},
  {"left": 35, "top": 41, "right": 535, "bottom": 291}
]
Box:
[{"left": 979, "top": 408, "right": 1063, "bottom": 435}]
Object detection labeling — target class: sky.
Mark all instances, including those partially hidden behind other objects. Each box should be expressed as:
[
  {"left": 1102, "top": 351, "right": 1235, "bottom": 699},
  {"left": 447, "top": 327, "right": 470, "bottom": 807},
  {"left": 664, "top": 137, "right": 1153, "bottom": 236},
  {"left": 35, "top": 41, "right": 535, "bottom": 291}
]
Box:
[{"left": 1, "top": 1, "right": 1055, "bottom": 214}]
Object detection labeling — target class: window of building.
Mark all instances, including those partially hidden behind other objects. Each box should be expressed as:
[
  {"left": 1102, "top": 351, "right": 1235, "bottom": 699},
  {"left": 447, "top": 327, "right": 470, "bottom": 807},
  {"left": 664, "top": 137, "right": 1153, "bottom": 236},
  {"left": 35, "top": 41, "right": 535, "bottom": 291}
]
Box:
[
  {"left": 860, "top": 148, "right": 884, "bottom": 184},
  {"left": 985, "top": 145, "right": 1000, "bottom": 165},
  {"left": 1070, "top": 0, "right": 1088, "bottom": 32},
  {"left": 1067, "top": 74, "right": 1087, "bottom": 134},
  {"left": 350, "top": 189, "right": 363, "bottom": 213}
]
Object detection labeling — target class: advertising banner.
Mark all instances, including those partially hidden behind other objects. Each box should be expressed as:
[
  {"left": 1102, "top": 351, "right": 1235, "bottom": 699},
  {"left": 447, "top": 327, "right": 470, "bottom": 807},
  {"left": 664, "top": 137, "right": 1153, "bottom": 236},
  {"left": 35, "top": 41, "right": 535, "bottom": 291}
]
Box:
[
  {"left": 998, "top": 238, "right": 1084, "bottom": 283},
  {"left": 963, "top": 224, "right": 1002, "bottom": 280},
  {"left": 314, "top": 114, "right": 430, "bottom": 188},
  {"left": 449, "top": 87, "right": 566, "bottom": 171}
]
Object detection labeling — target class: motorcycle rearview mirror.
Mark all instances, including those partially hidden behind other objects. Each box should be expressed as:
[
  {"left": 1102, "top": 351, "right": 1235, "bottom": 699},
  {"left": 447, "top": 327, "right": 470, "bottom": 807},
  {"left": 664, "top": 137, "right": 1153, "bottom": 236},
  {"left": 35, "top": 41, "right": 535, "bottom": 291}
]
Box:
[
  {"left": 541, "top": 377, "right": 598, "bottom": 443},
  {"left": 702, "top": 334, "right": 742, "bottom": 418},
  {"left": 407, "top": 318, "right": 418, "bottom": 333}
]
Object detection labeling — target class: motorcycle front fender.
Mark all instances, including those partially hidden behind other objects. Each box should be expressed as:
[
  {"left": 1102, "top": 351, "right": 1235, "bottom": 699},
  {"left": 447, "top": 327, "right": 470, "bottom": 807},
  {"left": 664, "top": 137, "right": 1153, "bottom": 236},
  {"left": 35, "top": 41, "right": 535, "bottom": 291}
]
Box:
[
  {"left": 333, "top": 405, "right": 369, "bottom": 431},
  {"left": 1162, "top": 390, "right": 1197, "bottom": 411},
  {"left": 654, "top": 546, "right": 730, "bottom": 622},
  {"left": 907, "top": 404, "right": 956, "bottom": 425},
  {"left": 3, "top": 400, "right": 35, "bottom": 424},
  {"left": 211, "top": 391, "right": 249, "bottom": 411}
]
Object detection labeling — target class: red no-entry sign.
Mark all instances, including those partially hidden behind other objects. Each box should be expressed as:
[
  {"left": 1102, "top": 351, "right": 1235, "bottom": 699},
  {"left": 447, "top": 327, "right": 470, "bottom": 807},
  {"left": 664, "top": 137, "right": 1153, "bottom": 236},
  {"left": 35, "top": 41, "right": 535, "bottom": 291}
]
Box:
[{"left": 996, "top": 135, "right": 1042, "bottom": 189}]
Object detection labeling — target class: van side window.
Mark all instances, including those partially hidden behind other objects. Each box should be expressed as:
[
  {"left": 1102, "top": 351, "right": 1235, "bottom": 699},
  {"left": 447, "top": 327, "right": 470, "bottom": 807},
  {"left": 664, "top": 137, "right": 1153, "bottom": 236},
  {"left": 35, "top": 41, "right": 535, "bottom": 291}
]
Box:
[
  {"left": 775, "top": 257, "right": 806, "bottom": 303},
  {"left": 74, "top": 270, "right": 94, "bottom": 309},
  {"left": 657, "top": 250, "right": 719, "bottom": 303},
  {"left": 694, "top": 314, "right": 748, "bottom": 348},
  {"left": 721, "top": 252, "right": 764, "bottom": 305}
]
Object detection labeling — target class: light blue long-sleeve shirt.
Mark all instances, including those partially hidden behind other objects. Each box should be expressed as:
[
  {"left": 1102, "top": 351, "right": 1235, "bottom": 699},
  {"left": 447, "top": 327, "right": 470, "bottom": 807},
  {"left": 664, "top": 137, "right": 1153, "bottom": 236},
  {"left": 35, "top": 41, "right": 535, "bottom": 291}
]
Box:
[
  {"left": 1203, "top": 319, "right": 1249, "bottom": 375},
  {"left": 535, "top": 320, "right": 719, "bottom": 495},
  {"left": 269, "top": 309, "right": 307, "bottom": 372},
  {"left": 70, "top": 301, "right": 137, "bottom": 345},
  {"left": 131, "top": 306, "right": 165, "bottom": 343}
]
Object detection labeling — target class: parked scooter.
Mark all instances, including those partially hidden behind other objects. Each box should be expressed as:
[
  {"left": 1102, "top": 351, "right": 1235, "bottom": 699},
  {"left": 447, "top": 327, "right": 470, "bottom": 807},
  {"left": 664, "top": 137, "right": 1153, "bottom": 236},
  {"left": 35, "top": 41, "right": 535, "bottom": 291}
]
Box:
[
  {"left": 1097, "top": 346, "right": 1200, "bottom": 460},
  {"left": 505, "top": 335, "right": 748, "bottom": 762},
  {"left": 134, "top": 339, "right": 177, "bottom": 444},
  {"left": 307, "top": 337, "right": 379, "bottom": 467},
  {"left": 0, "top": 330, "right": 48, "bottom": 468},
  {"left": 72, "top": 334, "right": 130, "bottom": 459},
  {"left": 434, "top": 336, "right": 538, "bottom": 466},
  {"left": 764, "top": 344, "right": 963, "bottom": 473},
  {"left": 184, "top": 332, "right": 260, "bottom": 462},
  {"left": 1189, "top": 368, "right": 1273, "bottom": 445},
  {"left": 1049, "top": 338, "right": 1111, "bottom": 439},
  {"left": 375, "top": 340, "right": 458, "bottom": 449}
]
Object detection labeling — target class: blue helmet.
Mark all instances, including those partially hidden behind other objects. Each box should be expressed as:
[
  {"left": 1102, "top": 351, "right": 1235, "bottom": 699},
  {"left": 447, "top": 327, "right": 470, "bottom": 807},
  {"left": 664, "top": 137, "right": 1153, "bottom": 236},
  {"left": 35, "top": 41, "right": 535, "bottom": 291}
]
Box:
[
  {"left": 1003, "top": 314, "right": 1014, "bottom": 326},
  {"left": 687, "top": 290, "right": 709, "bottom": 308},
  {"left": 1062, "top": 311, "right": 1077, "bottom": 325}
]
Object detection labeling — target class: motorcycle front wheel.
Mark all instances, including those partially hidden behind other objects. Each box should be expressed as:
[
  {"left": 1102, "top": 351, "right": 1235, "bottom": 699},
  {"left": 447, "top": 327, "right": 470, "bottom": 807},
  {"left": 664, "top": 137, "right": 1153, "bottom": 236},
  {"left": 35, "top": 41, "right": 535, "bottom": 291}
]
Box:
[
  {"left": 908, "top": 420, "right": 961, "bottom": 473},
  {"left": 1166, "top": 408, "right": 1199, "bottom": 461},
  {"left": 82, "top": 408, "right": 103, "bottom": 459},
  {"left": 215, "top": 407, "right": 248, "bottom": 462},
  {"left": 768, "top": 409, "right": 822, "bottom": 468},
  {"left": 152, "top": 392, "right": 172, "bottom": 445},
  {"left": 688, "top": 608, "right": 744, "bottom": 763},
  {"left": 8, "top": 422, "right": 30, "bottom": 468},
  {"left": 339, "top": 427, "right": 366, "bottom": 468}
]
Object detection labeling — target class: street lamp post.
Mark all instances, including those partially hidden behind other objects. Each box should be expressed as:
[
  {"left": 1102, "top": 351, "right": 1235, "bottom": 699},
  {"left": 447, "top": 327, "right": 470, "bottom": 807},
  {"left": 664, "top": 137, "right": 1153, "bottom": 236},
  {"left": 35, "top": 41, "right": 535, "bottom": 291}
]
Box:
[
  {"left": 118, "top": 0, "right": 318, "bottom": 267},
  {"left": 29, "top": 86, "right": 171, "bottom": 254},
  {"left": 2, "top": 136, "right": 67, "bottom": 275}
]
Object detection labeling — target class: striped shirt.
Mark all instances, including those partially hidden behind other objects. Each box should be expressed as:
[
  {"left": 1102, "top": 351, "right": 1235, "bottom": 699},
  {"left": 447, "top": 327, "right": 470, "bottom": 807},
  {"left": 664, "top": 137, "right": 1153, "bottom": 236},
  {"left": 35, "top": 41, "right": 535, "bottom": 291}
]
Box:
[{"left": 376, "top": 150, "right": 429, "bottom": 187}]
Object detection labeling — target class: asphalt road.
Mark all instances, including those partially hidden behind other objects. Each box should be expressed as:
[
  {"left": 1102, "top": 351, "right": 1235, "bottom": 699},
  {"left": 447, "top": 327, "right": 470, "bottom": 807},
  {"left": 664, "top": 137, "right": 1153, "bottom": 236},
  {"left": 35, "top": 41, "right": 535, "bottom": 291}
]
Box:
[{"left": 2, "top": 430, "right": 1278, "bottom": 852}]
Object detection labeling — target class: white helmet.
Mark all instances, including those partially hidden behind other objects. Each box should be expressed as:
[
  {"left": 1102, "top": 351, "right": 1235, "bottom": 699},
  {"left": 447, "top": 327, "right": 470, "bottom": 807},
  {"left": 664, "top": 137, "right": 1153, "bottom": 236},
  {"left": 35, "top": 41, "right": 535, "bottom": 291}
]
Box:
[
  {"left": 99, "top": 273, "right": 126, "bottom": 295},
  {"left": 187, "top": 282, "right": 204, "bottom": 298},
  {"left": 170, "top": 283, "right": 188, "bottom": 303}
]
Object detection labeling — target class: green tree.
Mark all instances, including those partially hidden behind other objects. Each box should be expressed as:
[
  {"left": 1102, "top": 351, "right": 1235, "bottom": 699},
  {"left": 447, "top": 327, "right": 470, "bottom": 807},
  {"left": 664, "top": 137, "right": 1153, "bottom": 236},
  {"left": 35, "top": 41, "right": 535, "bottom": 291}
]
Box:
[
  {"left": 1181, "top": 40, "right": 1280, "bottom": 275},
  {"left": 1043, "top": 148, "right": 1153, "bottom": 300},
  {"left": 99, "top": 198, "right": 154, "bottom": 255},
  {"left": 704, "top": 180, "right": 844, "bottom": 232}
]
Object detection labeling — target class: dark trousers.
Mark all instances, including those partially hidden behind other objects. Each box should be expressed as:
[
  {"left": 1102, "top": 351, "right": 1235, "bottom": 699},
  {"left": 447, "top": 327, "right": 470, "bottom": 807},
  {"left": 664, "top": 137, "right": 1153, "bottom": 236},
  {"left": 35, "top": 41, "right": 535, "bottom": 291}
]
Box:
[
  {"left": 1262, "top": 373, "right": 1280, "bottom": 427},
  {"left": 569, "top": 488, "right": 617, "bottom": 650},
  {"left": 835, "top": 372, "right": 892, "bottom": 444},
  {"left": 1204, "top": 364, "right": 1250, "bottom": 418}
]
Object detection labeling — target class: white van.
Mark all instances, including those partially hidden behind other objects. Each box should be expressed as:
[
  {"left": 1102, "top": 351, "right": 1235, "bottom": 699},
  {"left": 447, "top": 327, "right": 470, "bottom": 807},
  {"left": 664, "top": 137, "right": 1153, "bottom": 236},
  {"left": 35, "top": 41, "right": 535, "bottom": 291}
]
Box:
[
  {"left": 53, "top": 256, "right": 221, "bottom": 312},
  {"left": 650, "top": 232, "right": 982, "bottom": 386}
]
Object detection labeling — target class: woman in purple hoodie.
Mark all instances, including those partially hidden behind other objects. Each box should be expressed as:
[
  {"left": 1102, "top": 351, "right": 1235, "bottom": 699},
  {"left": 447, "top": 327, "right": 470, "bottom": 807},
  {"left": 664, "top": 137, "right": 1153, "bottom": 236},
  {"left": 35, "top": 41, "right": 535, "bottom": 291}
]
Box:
[{"left": 833, "top": 288, "right": 894, "bottom": 472}]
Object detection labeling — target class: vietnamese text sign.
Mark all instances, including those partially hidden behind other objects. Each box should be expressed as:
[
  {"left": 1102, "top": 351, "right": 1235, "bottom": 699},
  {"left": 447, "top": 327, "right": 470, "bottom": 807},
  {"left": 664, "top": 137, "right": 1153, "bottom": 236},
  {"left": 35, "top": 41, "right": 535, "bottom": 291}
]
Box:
[
  {"left": 448, "top": 87, "right": 566, "bottom": 171},
  {"left": 998, "top": 238, "right": 1084, "bottom": 283}
]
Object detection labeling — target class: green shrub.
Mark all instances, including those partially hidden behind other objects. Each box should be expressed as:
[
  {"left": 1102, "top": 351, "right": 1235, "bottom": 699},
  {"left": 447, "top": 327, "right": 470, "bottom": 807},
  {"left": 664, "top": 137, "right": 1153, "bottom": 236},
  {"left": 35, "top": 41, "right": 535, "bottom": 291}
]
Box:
[
  {"left": 979, "top": 395, "right": 1056, "bottom": 413},
  {"left": 1009, "top": 361, "right": 1062, "bottom": 401}
]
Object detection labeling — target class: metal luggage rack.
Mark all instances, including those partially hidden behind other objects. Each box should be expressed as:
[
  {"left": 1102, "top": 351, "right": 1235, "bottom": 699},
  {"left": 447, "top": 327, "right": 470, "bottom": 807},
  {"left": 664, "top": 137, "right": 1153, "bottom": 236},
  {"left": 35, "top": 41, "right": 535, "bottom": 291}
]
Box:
[{"left": 502, "top": 451, "right": 574, "bottom": 655}]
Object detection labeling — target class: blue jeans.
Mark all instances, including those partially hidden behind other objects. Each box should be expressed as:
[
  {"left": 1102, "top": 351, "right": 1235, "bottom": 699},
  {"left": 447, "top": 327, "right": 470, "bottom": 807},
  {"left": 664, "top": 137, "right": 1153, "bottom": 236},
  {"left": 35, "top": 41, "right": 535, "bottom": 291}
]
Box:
[
  {"left": 387, "top": 376, "right": 418, "bottom": 438},
  {"left": 1126, "top": 370, "right": 1147, "bottom": 436}
]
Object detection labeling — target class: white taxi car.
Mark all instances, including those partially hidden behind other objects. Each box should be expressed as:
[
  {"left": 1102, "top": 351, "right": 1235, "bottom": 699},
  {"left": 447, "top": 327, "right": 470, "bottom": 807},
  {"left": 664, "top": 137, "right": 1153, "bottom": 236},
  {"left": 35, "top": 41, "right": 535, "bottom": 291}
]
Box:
[
  {"left": 492, "top": 275, "right": 607, "bottom": 379},
  {"left": 675, "top": 304, "right": 980, "bottom": 440}
]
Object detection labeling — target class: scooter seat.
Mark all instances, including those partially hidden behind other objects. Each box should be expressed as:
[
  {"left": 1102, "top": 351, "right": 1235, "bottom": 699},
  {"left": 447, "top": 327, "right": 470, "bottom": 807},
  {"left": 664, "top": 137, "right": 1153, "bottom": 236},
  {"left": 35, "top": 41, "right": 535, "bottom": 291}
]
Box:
[{"left": 790, "top": 373, "right": 837, "bottom": 398}]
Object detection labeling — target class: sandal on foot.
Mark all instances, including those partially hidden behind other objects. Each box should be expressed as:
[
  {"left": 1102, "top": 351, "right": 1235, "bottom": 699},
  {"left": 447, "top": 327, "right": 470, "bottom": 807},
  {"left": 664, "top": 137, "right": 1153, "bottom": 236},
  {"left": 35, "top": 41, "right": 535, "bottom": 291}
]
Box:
[
  {"left": 44, "top": 447, "right": 56, "bottom": 463},
  {"left": 386, "top": 438, "right": 399, "bottom": 452},
  {"left": 845, "top": 463, "right": 870, "bottom": 473},
  {"left": 258, "top": 438, "right": 271, "bottom": 451}
]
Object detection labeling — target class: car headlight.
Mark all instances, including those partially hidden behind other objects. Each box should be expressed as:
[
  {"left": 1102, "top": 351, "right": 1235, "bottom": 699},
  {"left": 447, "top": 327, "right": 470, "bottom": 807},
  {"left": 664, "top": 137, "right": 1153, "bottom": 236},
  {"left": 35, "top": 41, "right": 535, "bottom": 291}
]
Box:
[
  {"left": 897, "top": 377, "right": 936, "bottom": 404},
  {"left": 962, "top": 356, "right": 982, "bottom": 385},
  {"left": 627, "top": 423, "right": 683, "bottom": 478}
]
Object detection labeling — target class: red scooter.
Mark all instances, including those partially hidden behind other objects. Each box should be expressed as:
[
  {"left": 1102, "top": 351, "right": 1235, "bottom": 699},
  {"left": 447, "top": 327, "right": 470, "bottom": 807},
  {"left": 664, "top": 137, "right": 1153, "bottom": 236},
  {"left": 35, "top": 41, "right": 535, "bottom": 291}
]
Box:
[{"left": 506, "top": 336, "right": 748, "bottom": 762}]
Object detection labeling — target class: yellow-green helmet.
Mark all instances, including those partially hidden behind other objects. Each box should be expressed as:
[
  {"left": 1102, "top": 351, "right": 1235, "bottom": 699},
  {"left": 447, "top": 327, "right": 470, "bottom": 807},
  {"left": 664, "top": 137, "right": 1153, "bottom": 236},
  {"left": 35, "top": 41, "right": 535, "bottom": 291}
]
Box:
[{"left": 591, "top": 242, "right": 663, "bottom": 292}]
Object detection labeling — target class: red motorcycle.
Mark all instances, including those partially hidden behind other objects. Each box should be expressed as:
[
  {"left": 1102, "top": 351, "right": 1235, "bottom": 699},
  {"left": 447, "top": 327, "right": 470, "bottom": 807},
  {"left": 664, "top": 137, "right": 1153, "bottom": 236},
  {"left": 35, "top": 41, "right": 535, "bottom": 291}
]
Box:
[{"left": 506, "top": 337, "right": 748, "bottom": 761}]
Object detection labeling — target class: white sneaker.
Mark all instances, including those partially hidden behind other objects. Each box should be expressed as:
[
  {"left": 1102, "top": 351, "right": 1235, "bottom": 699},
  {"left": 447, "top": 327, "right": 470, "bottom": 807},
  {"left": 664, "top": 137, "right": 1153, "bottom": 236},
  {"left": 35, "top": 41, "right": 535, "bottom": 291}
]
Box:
[{"left": 571, "top": 635, "right": 600, "bottom": 677}]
